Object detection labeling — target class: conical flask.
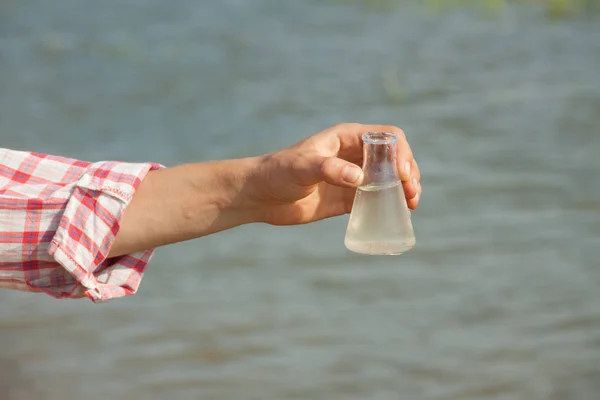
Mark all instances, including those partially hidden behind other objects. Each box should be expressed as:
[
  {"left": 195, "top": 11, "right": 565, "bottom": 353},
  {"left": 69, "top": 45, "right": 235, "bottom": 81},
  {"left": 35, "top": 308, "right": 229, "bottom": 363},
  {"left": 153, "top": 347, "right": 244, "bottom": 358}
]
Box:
[{"left": 344, "top": 132, "right": 416, "bottom": 255}]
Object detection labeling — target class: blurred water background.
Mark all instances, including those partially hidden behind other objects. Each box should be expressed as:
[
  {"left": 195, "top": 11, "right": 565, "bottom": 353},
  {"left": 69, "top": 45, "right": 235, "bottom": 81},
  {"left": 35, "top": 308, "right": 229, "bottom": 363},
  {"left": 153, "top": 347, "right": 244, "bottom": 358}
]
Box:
[{"left": 1, "top": 0, "right": 600, "bottom": 399}]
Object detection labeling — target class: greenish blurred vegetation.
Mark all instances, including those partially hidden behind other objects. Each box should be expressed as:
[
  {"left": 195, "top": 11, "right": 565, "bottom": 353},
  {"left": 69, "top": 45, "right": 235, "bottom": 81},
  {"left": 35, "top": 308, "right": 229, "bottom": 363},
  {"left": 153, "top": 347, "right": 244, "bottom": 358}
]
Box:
[
  {"left": 333, "top": 0, "right": 599, "bottom": 18},
  {"left": 354, "top": 0, "right": 599, "bottom": 105}
]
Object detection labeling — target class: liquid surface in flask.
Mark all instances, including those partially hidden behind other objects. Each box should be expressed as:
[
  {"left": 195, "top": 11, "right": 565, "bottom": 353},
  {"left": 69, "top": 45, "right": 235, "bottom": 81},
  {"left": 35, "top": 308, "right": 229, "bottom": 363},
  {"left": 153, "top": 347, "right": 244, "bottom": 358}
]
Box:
[{"left": 345, "top": 181, "right": 415, "bottom": 255}]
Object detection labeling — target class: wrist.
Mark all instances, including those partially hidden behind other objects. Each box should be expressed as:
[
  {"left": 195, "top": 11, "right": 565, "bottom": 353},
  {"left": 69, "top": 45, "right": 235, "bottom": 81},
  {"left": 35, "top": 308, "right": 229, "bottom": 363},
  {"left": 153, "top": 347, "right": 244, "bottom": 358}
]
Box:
[{"left": 186, "top": 156, "right": 267, "bottom": 228}]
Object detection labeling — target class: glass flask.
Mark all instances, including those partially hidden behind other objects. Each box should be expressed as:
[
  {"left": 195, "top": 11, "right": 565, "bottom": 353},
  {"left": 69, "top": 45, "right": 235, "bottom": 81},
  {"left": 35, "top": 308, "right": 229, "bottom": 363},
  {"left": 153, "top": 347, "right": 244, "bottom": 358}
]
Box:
[{"left": 344, "top": 132, "right": 416, "bottom": 255}]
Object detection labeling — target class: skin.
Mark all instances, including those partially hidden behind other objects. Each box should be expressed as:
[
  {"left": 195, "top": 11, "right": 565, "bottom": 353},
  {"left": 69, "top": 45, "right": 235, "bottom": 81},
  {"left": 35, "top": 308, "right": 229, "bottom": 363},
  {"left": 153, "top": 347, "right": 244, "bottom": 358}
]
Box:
[{"left": 108, "top": 123, "right": 422, "bottom": 258}]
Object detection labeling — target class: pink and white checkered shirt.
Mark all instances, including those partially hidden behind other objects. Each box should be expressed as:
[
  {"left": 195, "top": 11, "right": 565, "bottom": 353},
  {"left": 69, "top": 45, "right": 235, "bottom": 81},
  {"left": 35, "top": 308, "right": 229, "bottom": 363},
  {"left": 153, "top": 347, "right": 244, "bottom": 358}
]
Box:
[{"left": 0, "top": 148, "right": 163, "bottom": 302}]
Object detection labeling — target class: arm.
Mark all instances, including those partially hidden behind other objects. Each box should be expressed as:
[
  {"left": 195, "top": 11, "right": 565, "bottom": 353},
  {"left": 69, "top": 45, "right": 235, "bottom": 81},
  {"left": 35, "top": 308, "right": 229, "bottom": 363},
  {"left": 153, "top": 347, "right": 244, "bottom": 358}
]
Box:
[
  {"left": 108, "top": 157, "right": 264, "bottom": 258},
  {"left": 110, "top": 123, "right": 422, "bottom": 257},
  {"left": 1, "top": 123, "right": 421, "bottom": 302}
]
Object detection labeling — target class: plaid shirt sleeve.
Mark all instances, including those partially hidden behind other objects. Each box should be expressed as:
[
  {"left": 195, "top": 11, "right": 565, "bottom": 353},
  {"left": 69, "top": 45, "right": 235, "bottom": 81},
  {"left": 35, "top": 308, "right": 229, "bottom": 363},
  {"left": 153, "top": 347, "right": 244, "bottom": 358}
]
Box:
[{"left": 0, "top": 148, "right": 164, "bottom": 302}]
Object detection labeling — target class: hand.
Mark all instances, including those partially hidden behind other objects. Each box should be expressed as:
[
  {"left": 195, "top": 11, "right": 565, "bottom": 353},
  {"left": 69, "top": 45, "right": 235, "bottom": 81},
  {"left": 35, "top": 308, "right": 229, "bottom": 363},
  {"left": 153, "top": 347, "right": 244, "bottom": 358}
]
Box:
[{"left": 251, "top": 123, "right": 422, "bottom": 226}]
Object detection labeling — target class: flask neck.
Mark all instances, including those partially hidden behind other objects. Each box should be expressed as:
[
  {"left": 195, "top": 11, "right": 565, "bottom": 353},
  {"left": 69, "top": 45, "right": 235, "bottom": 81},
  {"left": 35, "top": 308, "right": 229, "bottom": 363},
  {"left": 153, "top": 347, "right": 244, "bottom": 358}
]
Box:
[{"left": 361, "top": 132, "right": 400, "bottom": 186}]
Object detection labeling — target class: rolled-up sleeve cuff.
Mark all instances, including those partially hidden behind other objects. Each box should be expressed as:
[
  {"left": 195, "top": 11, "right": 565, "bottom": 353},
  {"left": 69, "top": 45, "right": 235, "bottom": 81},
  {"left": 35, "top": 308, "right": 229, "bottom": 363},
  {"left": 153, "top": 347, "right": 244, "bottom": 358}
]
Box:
[{"left": 47, "top": 160, "right": 164, "bottom": 302}]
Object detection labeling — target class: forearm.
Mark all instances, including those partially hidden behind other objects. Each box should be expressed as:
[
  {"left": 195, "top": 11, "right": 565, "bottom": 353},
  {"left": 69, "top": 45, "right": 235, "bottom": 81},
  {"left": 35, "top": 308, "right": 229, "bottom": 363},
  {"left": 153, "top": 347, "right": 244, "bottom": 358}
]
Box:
[{"left": 108, "top": 156, "right": 264, "bottom": 258}]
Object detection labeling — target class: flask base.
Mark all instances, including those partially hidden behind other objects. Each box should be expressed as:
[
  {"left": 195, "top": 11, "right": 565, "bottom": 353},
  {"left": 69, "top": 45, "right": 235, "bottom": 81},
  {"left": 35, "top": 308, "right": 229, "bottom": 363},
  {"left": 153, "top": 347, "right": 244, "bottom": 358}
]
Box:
[{"left": 345, "top": 238, "right": 415, "bottom": 255}]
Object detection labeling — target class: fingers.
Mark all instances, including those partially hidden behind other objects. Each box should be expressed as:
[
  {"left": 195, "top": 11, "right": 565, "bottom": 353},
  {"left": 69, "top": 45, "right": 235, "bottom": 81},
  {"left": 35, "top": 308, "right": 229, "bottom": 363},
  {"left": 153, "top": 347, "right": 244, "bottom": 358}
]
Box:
[
  {"left": 328, "top": 123, "right": 422, "bottom": 208},
  {"left": 395, "top": 134, "right": 414, "bottom": 182},
  {"left": 310, "top": 123, "right": 422, "bottom": 209},
  {"left": 403, "top": 159, "right": 421, "bottom": 210},
  {"left": 319, "top": 153, "right": 421, "bottom": 209},
  {"left": 320, "top": 156, "right": 364, "bottom": 188},
  {"left": 407, "top": 180, "right": 421, "bottom": 210},
  {"left": 293, "top": 153, "right": 364, "bottom": 188},
  {"left": 387, "top": 129, "right": 420, "bottom": 210},
  {"left": 411, "top": 159, "right": 421, "bottom": 182},
  {"left": 402, "top": 179, "right": 417, "bottom": 201}
]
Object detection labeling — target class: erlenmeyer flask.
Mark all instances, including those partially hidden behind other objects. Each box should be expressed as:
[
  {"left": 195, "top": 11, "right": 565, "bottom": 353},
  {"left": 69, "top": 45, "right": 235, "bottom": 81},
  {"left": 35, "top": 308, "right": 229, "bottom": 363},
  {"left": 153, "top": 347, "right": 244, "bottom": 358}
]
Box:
[{"left": 344, "top": 132, "right": 416, "bottom": 255}]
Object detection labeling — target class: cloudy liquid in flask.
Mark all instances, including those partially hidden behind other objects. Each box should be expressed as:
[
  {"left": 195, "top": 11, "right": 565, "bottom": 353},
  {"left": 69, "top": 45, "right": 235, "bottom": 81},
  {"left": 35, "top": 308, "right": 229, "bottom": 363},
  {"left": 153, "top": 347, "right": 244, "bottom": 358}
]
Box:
[
  {"left": 344, "top": 131, "right": 416, "bottom": 255},
  {"left": 345, "top": 181, "right": 415, "bottom": 255}
]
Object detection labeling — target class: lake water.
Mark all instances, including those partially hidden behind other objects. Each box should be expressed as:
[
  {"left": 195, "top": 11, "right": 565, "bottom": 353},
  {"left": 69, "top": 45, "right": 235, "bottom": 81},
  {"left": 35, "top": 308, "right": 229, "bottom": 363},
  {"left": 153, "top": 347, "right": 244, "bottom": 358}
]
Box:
[{"left": 1, "top": 1, "right": 600, "bottom": 399}]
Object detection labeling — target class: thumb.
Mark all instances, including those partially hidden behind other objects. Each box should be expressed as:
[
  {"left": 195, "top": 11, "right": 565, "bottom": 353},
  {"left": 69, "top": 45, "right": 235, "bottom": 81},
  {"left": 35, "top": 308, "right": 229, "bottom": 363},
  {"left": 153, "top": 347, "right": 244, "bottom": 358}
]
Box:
[{"left": 310, "top": 156, "right": 364, "bottom": 188}]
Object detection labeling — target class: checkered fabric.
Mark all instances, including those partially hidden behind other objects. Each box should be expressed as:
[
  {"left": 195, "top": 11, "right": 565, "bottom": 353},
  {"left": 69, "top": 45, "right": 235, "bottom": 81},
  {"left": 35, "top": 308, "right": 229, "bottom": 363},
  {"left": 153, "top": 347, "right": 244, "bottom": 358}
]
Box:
[{"left": 0, "top": 148, "right": 163, "bottom": 302}]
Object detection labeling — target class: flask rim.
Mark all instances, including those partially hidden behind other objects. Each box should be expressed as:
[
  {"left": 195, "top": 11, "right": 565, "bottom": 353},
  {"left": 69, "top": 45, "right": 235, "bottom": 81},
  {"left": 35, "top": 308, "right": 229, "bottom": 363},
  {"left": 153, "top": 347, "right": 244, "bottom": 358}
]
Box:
[{"left": 362, "top": 132, "right": 397, "bottom": 145}]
